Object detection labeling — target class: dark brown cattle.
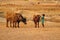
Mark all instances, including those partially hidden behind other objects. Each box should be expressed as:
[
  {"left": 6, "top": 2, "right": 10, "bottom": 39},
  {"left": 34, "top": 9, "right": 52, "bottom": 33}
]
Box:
[
  {"left": 6, "top": 12, "right": 27, "bottom": 28},
  {"left": 33, "top": 15, "right": 41, "bottom": 28},
  {"left": 13, "top": 13, "right": 27, "bottom": 28}
]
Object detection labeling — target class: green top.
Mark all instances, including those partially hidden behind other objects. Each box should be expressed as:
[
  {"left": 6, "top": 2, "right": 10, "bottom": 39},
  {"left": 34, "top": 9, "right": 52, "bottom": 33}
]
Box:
[{"left": 41, "top": 16, "right": 44, "bottom": 24}]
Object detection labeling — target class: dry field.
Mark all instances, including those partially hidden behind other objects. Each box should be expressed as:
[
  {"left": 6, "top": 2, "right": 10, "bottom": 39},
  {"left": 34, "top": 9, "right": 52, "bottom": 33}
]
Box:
[
  {"left": 0, "top": 21, "right": 60, "bottom": 40},
  {"left": 0, "top": 1, "right": 60, "bottom": 40},
  {"left": 0, "top": 18, "right": 60, "bottom": 40},
  {"left": 0, "top": 8, "right": 60, "bottom": 40}
]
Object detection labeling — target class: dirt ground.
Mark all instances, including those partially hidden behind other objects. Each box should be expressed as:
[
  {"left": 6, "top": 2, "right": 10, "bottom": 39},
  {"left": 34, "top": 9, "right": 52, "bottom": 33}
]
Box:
[
  {"left": 0, "top": 1, "right": 60, "bottom": 40},
  {"left": 0, "top": 21, "right": 60, "bottom": 40}
]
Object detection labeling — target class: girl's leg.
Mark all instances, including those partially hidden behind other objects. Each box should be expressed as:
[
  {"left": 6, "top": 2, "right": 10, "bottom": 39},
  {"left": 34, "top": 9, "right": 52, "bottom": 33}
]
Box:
[
  {"left": 42, "top": 20, "right": 44, "bottom": 27},
  {"left": 42, "top": 23, "right": 44, "bottom": 27}
]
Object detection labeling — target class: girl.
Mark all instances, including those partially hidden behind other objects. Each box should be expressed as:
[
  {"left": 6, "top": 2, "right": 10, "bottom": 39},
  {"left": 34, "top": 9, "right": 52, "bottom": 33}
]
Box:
[{"left": 41, "top": 14, "right": 45, "bottom": 27}]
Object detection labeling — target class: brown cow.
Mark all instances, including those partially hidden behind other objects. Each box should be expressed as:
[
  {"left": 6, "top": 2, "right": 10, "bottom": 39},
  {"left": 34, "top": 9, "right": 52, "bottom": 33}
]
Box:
[
  {"left": 33, "top": 15, "right": 41, "bottom": 28},
  {"left": 13, "top": 13, "right": 27, "bottom": 28},
  {"left": 6, "top": 12, "right": 27, "bottom": 28},
  {"left": 6, "top": 11, "right": 14, "bottom": 27}
]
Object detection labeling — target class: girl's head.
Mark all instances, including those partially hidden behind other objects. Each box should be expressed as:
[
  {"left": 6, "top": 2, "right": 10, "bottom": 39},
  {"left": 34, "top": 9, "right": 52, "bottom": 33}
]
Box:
[{"left": 42, "top": 14, "right": 45, "bottom": 16}]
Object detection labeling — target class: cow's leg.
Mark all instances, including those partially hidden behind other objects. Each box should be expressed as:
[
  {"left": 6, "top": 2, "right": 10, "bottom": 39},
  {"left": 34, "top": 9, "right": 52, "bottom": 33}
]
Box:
[
  {"left": 18, "top": 22, "right": 19, "bottom": 28},
  {"left": 35, "top": 22, "right": 37, "bottom": 28},
  {"left": 13, "top": 22, "right": 15, "bottom": 28},
  {"left": 35, "top": 23, "right": 36, "bottom": 28},
  {"left": 38, "top": 22, "right": 39, "bottom": 28},
  {"left": 6, "top": 20, "right": 9, "bottom": 27},
  {"left": 15, "top": 22, "right": 16, "bottom": 28},
  {"left": 10, "top": 21, "right": 12, "bottom": 27}
]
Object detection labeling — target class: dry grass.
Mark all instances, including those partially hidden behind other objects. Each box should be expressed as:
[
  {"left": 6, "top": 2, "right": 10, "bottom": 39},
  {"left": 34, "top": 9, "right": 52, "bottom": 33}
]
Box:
[{"left": 0, "top": 1, "right": 60, "bottom": 40}]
